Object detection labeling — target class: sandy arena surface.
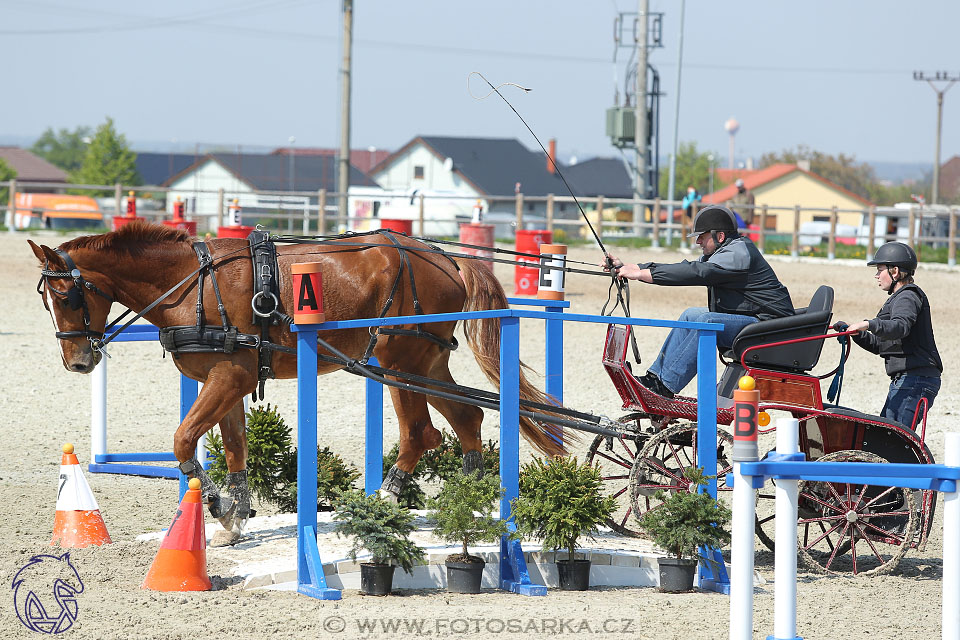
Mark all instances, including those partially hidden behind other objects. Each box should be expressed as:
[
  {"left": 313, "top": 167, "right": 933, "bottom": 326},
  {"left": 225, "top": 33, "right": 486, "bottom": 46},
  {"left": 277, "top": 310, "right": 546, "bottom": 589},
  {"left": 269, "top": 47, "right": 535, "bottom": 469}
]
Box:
[{"left": 1, "top": 229, "right": 958, "bottom": 639}]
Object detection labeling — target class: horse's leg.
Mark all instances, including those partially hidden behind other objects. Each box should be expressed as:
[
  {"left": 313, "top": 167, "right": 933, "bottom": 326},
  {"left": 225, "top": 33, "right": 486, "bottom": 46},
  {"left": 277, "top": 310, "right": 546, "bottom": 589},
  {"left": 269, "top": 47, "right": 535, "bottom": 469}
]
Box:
[
  {"left": 173, "top": 363, "right": 252, "bottom": 540},
  {"left": 380, "top": 385, "right": 442, "bottom": 502},
  {"left": 424, "top": 353, "right": 485, "bottom": 476},
  {"left": 209, "top": 401, "right": 253, "bottom": 547}
]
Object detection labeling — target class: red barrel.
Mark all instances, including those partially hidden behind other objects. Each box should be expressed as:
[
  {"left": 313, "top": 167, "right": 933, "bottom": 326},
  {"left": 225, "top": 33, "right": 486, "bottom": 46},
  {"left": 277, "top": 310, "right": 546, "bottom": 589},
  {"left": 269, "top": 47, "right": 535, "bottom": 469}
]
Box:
[
  {"left": 380, "top": 219, "right": 413, "bottom": 234},
  {"left": 218, "top": 225, "right": 256, "bottom": 239},
  {"left": 514, "top": 229, "right": 552, "bottom": 295},
  {"left": 459, "top": 223, "right": 495, "bottom": 271}
]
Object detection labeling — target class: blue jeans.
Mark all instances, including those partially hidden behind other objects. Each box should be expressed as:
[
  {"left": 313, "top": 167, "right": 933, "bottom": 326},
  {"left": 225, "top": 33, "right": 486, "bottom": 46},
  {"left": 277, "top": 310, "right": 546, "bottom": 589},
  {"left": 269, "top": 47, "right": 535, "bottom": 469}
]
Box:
[
  {"left": 881, "top": 375, "right": 940, "bottom": 429},
  {"left": 648, "top": 307, "right": 758, "bottom": 394}
]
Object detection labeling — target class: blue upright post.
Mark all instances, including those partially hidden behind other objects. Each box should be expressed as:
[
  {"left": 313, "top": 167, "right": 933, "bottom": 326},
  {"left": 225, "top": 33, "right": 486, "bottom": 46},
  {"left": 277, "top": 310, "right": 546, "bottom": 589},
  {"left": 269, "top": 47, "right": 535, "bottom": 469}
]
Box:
[
  {"left": 364, "top": 356, "right": 383, "bottom": 495},
  {"left": 294, "top": 325, "right": 340, "bottom": 600},
  {"left": 177, "top": 375, "right": 199, "bottom": 499},
  {"left": 498, "top": 315, "right": 546, "bottom": 596},
  {"left": 695, "top": 329, "right": 729, "bottom": 594},
  {"left": 544, "top": 305, "right": 564, "bottom": 405}
]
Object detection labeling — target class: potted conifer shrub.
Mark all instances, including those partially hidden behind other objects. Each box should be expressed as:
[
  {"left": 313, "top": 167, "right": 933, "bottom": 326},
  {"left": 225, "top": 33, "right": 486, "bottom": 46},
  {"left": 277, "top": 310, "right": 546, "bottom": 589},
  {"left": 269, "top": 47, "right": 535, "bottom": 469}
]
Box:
[
  {"left": 332, "top": 489, "right": 426, "bottom": 595},
  {"left": 427, "top": 471, "right": 508, "bottom": 593},
  {"left": 510, "top": 456, "right": 617, "bottom": 591},
  {"left": 638, "top": 467, "right": 732, "bottom": 592}
]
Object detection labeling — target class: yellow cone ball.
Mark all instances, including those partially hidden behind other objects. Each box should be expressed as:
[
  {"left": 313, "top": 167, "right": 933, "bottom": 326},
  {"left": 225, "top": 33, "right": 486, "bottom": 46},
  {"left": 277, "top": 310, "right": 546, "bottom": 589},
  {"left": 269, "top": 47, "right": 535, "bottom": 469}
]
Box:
[{"left": 738, "top": 376, "right": 756, "bottom": 391}]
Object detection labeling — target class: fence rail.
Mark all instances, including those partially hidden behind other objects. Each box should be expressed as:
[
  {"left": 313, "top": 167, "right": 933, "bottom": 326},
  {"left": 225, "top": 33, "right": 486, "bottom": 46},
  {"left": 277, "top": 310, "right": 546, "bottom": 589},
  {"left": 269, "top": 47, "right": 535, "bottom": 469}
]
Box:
[{"left": 3, "top": 180, "right": 958, "bottom": 266}]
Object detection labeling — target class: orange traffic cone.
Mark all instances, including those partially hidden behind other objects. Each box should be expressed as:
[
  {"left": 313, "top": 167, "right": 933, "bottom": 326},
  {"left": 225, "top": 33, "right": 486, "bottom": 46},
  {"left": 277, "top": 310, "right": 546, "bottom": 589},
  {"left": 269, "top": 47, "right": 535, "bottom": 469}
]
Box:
[
  {"left": 142, "top": 477, "right": 211, "bottom": 591},
  {"left": 51, "top": 443, "right": 112, "bottom": 548}
]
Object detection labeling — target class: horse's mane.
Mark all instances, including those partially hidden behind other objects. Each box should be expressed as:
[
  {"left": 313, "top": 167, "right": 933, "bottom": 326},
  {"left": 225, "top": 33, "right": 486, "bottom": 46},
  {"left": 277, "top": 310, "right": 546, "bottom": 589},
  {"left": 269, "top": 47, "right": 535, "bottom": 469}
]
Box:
[{"left": 60, "top": 221, "right": 190, "bottom": 253}]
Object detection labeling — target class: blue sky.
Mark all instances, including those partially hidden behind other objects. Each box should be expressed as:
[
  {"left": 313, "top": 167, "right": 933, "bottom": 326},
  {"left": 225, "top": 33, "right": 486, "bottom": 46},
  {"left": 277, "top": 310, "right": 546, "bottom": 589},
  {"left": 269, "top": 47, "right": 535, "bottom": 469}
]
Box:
[{"left": 2, "top": 0, "right": 958, "bottom": 168}]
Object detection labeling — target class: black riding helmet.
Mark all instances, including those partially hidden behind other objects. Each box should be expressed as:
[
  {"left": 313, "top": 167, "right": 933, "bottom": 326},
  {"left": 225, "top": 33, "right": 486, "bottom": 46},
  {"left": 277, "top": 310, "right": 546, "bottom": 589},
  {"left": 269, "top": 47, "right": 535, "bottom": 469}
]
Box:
[
  {"left": 688, "top": 205, "right": 739, "bottom": 249},
  {"left": 867, "top": 241, "right": 918, "bottom": 272},
  {"left": 868, "top": 241, "right": 917, "bottom": 293}
]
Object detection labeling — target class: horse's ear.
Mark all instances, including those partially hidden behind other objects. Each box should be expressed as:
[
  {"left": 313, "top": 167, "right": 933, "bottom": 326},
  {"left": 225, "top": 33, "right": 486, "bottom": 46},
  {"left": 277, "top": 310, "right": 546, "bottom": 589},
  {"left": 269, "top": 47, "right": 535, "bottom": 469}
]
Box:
[
  {"left": 27, "top": 239, "right": 45, "bottom": 264},
  {"left": 28, "top": 241, "right": 64, "bottom": 268}
]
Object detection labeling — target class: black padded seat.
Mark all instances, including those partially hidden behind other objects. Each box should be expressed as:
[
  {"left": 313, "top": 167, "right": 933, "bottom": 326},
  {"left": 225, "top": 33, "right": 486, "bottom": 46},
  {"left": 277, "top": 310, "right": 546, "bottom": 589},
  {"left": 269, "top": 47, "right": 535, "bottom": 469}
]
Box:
[{"left": 728, "top": 285, "right": 834, "bottom": 373}]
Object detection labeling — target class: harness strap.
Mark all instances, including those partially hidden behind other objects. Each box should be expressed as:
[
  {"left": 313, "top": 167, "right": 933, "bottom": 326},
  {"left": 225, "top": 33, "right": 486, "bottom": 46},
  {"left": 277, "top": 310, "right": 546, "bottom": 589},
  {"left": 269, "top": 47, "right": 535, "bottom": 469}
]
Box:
[{"left": 248, "top": 230, "right": 281, "bottom": 400}]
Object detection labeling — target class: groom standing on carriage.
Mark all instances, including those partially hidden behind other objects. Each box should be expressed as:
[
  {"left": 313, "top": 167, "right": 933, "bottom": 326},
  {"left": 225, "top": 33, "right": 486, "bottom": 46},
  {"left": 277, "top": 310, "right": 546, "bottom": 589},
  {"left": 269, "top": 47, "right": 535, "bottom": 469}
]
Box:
[{"left": 603, "top": 205, "right": 794, "bottom": 398}]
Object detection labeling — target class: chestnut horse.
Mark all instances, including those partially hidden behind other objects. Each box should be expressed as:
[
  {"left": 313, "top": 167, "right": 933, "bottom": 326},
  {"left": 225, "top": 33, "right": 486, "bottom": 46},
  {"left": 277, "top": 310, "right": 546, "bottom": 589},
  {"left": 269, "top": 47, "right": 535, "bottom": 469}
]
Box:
[{"left": 30, "top": 222, "right": 564, "bottom": 545}]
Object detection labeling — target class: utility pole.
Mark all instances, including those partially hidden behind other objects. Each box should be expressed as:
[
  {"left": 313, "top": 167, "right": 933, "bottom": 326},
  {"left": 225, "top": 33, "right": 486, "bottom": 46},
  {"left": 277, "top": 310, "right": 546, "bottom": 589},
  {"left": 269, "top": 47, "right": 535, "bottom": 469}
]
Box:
[
  {"left": 913, "top": 71, "right": 959, "bottom": 205},
  {"left": 338, "top": 0, "right": 354, "bottom": 232},
  {"left": 634, "top": 0, "right": 649, "bottom": 231},
  {"left": 665, "top": 0, "right": 686, "bottom": 247}
]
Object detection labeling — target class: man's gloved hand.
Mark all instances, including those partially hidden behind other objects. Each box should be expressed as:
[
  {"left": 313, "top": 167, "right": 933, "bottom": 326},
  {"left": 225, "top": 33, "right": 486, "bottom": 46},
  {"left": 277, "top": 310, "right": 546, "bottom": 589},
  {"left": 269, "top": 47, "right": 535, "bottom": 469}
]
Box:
[{"left": 832, "top": 321, "right": 849, "bottom": 332}]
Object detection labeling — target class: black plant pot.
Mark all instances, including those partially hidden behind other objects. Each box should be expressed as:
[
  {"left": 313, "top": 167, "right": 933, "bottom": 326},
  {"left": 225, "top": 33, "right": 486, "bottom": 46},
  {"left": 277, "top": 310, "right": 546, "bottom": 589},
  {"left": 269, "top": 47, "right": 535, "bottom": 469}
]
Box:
[
  {"left": 360, "top": 562, "right": 395, "bottom": 596},
  {"left": 446, "top": 557, "right": 485, "bottom": 594},
  {"left": 658, "top": 557, "right": 697, "bottom": 592},
  {"left": 556, "top": 559, "right": 591, "bottom": 591}
]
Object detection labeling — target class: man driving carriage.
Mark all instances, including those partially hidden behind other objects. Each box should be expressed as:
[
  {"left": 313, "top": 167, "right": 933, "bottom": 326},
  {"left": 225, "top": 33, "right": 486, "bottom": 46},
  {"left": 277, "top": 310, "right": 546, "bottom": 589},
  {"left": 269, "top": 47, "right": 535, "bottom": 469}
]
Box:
[
  {"left": 835, "top": 241, "right": 942, "bottom": 428},
  {"left": 603, "top": 205, "right": 794, "bottom": 398}
]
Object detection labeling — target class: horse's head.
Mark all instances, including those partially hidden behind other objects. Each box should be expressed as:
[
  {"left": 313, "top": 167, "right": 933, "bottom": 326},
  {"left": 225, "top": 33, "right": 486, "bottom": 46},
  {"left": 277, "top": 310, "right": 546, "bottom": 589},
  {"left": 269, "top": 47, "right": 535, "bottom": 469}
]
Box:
[{"left": 29, "top": 240, "right": 114, "bottom": 374}]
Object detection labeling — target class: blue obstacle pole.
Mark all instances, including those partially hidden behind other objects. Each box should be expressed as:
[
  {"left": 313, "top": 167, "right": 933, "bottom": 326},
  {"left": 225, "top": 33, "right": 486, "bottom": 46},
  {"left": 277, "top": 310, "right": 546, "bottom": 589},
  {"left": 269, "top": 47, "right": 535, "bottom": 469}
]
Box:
[
  {"left": 293, "top": 325, "right": 340, "bottom": 600},
  {"left": 364, "top": 357, "right": 384, "bottom": 496}
]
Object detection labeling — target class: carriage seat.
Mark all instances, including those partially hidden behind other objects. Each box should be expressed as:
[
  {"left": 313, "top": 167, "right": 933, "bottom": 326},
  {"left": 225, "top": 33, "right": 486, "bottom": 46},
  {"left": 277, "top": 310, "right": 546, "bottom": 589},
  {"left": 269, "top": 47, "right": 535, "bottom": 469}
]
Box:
[{"left": 726, "top": 285, "right": 834, "bottom": 373}]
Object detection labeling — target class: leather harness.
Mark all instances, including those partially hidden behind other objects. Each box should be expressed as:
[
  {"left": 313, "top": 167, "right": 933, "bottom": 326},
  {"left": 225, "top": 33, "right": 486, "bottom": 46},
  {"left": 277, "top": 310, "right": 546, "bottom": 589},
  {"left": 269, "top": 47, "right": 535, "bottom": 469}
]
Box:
[{"left": 157, "top": 229, "right": 458, "bottom": 401}]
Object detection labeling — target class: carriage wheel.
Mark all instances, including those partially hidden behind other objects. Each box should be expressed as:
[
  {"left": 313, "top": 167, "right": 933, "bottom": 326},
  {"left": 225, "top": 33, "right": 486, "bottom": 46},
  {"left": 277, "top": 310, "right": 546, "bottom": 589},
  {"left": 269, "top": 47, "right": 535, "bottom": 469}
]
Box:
[
  {"left": 797, "top": 450, "right": 916, "bottom": 577},
  {"left": 628, "top": 423, "right": 734, "bottom": 527},
  {"left": 585, "top": 413, "right": 648, "bottom": 537}
]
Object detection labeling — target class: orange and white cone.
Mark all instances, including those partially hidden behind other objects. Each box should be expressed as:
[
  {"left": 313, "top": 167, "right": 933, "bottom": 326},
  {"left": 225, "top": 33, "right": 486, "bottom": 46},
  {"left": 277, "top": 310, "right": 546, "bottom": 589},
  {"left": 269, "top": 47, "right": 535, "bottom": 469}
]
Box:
[
  {"left": 51, "top": 443, "right": 112, "bottom": 548},
  {"left": 142, "top": 477, "right": 211, "bottom": 591}
]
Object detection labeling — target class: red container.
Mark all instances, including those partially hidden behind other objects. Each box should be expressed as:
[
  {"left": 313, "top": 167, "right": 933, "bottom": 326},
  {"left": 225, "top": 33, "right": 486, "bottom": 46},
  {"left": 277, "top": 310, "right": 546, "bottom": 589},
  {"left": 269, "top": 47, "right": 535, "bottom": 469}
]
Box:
[
  {"left": 380, "top": 219, "right": 413, "bottom": 234},
  {"left": 514, "top": 229, "right": 552, "bottom": 295},
  {"left": 112, "top": 216, "right": 143, "bottom": 231},
  {"left": 459, "top": 223, "right": 495, "bottom": 271},
  {"left": 163, "top": 220, "right": 198, "bottom": 235},
  {"left": 217, "top": 225, "right": 256, "bottom": 239}
]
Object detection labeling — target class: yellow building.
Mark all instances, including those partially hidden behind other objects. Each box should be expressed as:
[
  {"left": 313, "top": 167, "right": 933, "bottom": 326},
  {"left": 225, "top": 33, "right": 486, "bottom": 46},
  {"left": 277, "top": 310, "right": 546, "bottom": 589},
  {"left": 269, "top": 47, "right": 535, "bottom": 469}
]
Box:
[{"left": 703, "top": 164, "right": 873, "bottom": 233}]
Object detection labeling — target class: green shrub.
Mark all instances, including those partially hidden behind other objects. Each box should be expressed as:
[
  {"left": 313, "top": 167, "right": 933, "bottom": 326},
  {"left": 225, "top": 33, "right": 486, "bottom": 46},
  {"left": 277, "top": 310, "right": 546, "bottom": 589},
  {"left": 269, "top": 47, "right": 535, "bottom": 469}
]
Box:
[
  {"left": 206, "top": 404, "right": 359, "bottom": 512},
  {"left": 510, "top": 456, "right": 617, "bottom": 562},
  {"left": 332, "top": 489, "right": 425, "bottom": 573},
  {"left": 427, "top": 471, "right": 507, "bottom": 562},
  {"left": 638, "top": 467, "right": 731, "bottom": 560}
]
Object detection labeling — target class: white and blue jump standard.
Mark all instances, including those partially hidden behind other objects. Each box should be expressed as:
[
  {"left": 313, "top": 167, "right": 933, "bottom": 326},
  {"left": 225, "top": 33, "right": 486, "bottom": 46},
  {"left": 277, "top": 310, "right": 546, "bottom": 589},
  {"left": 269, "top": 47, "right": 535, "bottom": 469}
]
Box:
[
  {"left": 729, "top": 418, "right": 960, "bottom": 640},
  {"left": 86, "top": 323, "right": 207, "bottom": 497},
  {"left": 290, "top": 301, "right": 725, "bottom": 601}
]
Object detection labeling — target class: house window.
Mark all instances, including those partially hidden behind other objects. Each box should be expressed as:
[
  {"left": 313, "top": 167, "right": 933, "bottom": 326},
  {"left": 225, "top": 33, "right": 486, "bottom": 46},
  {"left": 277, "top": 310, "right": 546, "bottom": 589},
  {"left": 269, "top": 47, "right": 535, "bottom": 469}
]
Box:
[
  {"left": 527, "top": 203, "right": 535, "bottom": 212},
  {"left": 559, "top": 203, "right": 567, "bottom": 213},
  {"left": 813, "top": 216, "right": 829, "bottom": 222},
  {"left": 414, "top": 165, "right": 424, "bottom": 179}
]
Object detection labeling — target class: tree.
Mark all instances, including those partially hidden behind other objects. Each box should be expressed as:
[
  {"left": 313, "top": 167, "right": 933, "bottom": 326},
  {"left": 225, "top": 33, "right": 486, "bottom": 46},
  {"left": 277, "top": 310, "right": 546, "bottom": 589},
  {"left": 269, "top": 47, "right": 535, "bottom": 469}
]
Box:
[
  {"left": 31, "top": 126, "right": 92, "bottom": 173},
  {"left": 70, "top": 117, "right": 140, "bottom": 196},
  {"left": 0, "top": 158, "right": 16, "bottom": 205},
  {"left": 659, "top": 141, "right": 714, "bottom": 199}
]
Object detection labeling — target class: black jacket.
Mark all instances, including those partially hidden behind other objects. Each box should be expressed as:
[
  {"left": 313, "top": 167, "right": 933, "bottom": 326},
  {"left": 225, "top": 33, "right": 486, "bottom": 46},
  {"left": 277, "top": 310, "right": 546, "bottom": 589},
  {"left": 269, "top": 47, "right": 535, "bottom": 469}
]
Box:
[
  {"left": 638, "top": 236, "right": 794, "bottom": 321},
  {"left": 852, "top": 284, "right": 942, "bottom": 379}
]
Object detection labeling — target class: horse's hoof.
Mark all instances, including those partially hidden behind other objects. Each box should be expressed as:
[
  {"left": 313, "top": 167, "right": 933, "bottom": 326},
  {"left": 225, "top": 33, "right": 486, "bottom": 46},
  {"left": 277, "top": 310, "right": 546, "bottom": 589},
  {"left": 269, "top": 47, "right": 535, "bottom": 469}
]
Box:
[{"left": 210, "top": 529, "right": 243, "bottom": 547}]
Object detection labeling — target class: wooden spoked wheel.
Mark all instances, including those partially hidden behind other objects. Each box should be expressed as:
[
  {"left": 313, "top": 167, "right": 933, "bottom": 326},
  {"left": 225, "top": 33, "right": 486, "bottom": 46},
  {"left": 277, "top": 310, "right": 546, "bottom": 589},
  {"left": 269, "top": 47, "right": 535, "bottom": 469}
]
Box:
[{"left": 797, "top": 450, "right": 916, "bottom": 577}]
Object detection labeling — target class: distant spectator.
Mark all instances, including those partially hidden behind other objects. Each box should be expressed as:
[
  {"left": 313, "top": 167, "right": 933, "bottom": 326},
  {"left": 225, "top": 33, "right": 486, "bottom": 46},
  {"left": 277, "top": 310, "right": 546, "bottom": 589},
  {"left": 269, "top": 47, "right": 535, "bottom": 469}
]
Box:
[
  {"left": 681, "top": 186, "right": 702, "bottom": 220},
  {"left": 728, "top": 178, "right": 756, "bottom": 227}
]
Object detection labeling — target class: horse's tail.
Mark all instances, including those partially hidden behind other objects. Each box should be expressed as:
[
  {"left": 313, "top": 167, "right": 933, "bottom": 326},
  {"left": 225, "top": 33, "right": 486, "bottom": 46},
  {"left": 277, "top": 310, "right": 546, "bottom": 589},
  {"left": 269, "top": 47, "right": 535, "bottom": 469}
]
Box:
[{"left": 454, "top": 257, "right": 571, "bottom": 457}]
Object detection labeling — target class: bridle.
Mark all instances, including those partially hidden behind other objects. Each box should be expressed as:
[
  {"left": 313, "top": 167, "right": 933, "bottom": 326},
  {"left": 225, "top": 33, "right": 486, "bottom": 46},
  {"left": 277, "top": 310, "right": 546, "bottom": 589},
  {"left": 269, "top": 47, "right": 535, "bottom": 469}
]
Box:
[{"left": 37, "top": 249, "right": 114, "bottom": 349}]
